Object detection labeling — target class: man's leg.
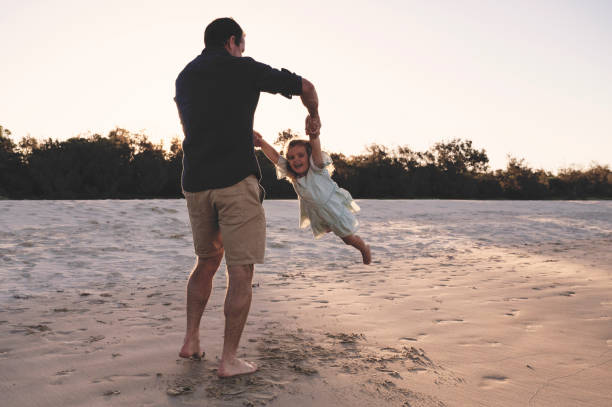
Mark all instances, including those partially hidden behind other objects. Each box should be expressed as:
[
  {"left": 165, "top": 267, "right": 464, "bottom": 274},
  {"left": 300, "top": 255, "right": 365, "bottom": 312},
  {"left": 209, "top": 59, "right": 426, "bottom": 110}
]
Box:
[
  {"left": 217, "top": 264, "right": 257, "bottom": 377},
  {"left": 214, "top": 175, "right": 265, "bottom": 377},
  {"left": 179, "top": 250, "right": 223, "bottom": 359}
]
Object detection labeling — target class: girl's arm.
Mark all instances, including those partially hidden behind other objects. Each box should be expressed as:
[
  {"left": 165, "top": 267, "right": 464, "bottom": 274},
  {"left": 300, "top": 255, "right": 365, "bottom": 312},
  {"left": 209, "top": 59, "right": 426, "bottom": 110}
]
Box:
[
  {"left": 254, "top": 130, "right": 280, "bottom": 164},
  {"left": 308, "top": 133, "right": 324, "bottom": 169}
]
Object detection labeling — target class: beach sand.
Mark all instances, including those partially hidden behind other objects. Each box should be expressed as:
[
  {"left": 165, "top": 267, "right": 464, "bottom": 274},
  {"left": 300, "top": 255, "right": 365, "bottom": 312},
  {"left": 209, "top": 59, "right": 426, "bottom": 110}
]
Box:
[{"left": 1, "top": 200, "right": 611, "bottom": 406}]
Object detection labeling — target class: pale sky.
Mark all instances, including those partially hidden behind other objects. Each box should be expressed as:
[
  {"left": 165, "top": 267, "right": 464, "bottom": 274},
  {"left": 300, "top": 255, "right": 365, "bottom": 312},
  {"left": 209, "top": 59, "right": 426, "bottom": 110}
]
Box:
[{"left": 1, "top": 0, "right": 611, "bottom": 171}]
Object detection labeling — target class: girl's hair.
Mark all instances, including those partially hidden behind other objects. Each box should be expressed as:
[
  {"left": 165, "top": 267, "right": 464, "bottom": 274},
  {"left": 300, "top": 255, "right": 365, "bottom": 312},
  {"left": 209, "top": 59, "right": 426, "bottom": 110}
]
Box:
[{"left": 284, "top": 139, "right": 312, "bottom": 178}]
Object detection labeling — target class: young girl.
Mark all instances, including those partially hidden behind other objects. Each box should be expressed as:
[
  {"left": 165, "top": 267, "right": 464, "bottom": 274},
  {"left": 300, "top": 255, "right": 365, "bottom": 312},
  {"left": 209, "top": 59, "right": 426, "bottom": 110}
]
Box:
[{"left": 254, "top": 130, "right": 371, "bottom": 264}]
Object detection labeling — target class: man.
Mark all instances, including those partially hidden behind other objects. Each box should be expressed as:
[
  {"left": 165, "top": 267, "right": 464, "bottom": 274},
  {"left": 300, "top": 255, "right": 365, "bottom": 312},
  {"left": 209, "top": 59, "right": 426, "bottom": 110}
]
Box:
[{"left": 174, "top": 17, "right": 320, "bottom": 377}]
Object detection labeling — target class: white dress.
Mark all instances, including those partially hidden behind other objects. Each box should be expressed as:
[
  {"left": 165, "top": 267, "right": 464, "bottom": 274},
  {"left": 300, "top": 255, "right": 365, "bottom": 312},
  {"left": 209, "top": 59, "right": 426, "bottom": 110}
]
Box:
[{"left": 276, "top": 152, "right": 360, "bottom": 238}]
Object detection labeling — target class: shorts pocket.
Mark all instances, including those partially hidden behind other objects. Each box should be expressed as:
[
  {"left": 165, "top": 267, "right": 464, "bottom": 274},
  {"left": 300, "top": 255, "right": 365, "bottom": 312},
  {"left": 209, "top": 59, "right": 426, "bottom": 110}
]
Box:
[{"left": 215, "top": 176, "right": 262, "bottom": 225}]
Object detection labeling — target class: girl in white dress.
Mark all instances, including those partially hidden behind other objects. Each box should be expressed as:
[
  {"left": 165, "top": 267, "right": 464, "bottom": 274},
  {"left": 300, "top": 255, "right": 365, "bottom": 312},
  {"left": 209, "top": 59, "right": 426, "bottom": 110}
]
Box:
[{"left": 254, "top": 130, "right": 371, "bottom": 264}]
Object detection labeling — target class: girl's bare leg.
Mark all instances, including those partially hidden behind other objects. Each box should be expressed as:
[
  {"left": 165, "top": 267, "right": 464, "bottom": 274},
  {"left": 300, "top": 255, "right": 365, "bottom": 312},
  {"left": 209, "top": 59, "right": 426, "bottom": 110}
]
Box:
[{"left": 341, "top": 234, "right": 371, "bottom": 264}]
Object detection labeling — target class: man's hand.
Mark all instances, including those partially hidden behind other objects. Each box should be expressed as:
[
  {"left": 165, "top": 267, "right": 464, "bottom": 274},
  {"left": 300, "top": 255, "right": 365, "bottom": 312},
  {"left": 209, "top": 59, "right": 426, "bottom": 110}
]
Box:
[
  {"left": 301, "top": 78, "right": 320, "bottom": 137},
  {"left": 252, "top": 130, "right": 263, "bottom": 147},
  {"left": 305, "top": 114, "right": 321, "bottom": 137}
]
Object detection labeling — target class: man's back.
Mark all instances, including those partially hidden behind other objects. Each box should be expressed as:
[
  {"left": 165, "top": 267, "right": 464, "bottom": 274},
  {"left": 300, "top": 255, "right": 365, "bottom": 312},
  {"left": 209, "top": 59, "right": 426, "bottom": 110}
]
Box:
[{"left": 175, "top": 47, "right": 302, "bottom": 192}]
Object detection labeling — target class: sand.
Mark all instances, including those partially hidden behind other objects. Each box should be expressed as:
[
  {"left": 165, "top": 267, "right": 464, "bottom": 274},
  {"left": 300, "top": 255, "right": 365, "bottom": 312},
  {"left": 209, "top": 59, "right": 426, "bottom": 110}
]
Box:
[{"left": 1, "top": 199, "right": 611, "bottom": 406}]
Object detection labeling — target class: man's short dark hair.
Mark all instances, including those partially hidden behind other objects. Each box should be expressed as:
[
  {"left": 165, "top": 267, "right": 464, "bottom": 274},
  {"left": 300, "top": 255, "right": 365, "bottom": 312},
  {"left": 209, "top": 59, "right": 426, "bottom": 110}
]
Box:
[{"left": 204, "top": 18, "right": 243, "bottom": 48}]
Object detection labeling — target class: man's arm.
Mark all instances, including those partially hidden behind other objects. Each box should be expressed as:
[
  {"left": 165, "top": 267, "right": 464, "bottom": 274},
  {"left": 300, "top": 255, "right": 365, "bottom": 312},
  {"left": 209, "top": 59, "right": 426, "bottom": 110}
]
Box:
[
  {"left": 254, "top": 131, "right": 280, "bottom": 164},
  {"left": 301, "top": 78, "right": 321, "bottom": 136},
  {"left": 250, "top": 61, "right": 320, "bottom": 134}
]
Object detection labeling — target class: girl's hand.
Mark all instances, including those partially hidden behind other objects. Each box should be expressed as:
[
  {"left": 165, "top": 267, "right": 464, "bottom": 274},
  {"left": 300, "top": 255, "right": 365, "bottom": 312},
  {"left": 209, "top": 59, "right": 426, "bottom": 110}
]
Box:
[{"left": 252, "top": 130, "right": 263, "bottom": 147}]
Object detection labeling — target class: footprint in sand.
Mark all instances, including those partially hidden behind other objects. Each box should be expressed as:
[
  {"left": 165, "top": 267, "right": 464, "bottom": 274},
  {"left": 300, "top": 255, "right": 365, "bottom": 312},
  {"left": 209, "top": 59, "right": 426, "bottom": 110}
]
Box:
[
  {"left": 479, "top": 375, "right": 508, "bottom": 388},
  {"left": 55, "top": 369, "right": 76, "bottom": 376},
  {"left": 434, "top": 318, "right": 464, "bottom": 325},
  {"left": 400, "top": 333, "right": 427, "bottom": 343},
  {"left": 459, "top": 339, "right": 501, "bottom": 347},
  {"left": 504, "top": 309, "right": 520, "bottom": 317}
]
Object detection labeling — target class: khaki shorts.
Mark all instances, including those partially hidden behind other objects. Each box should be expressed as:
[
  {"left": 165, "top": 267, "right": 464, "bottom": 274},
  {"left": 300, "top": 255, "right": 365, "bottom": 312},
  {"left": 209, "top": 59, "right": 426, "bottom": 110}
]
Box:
[{"left": 184, "top": 175, "right": 266, "bottom": 266}]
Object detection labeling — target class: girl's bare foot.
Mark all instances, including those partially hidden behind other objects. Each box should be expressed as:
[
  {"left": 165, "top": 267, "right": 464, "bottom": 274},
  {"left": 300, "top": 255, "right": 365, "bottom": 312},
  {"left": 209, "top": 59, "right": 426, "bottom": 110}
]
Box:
[
  {"left": 361, "top": 245, "right": 371, "bottom": 265},
  {"left": 218, "top": 358, "right": 258, "bottom": 377}
]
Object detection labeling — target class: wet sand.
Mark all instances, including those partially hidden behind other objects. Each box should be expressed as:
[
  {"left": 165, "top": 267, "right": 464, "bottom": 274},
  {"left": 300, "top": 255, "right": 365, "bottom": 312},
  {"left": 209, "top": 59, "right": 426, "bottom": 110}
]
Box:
[{"left": 1, "top": 200, "right": 611, "bottom": 406}]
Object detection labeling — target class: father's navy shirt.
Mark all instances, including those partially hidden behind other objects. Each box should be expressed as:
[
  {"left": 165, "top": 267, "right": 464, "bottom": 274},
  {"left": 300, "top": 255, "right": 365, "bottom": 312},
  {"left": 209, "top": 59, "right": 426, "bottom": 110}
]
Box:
[{"left": 175, "top": 47, "right": 303, "bottom": 192}]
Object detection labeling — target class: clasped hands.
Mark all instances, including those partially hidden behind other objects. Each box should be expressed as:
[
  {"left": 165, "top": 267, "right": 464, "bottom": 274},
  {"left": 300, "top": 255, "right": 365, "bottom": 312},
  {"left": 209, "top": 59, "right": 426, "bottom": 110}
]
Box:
[
  {"left": 305, "top": 114, "right": 321, "bottom": 138},
  {"left": 251, "top": 114, "right": 321, "bottom": 147}
]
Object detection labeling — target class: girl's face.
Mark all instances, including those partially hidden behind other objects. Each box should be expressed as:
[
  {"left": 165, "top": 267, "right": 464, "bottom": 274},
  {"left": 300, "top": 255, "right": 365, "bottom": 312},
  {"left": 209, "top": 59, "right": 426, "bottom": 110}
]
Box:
[{"left": 286, "top": 145, "right": 309, "bottom": 177}]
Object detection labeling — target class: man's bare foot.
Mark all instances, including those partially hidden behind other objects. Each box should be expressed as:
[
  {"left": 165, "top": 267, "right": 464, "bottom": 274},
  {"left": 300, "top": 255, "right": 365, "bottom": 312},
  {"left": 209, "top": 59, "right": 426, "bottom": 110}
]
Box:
[
  {"left": 179, "top": 338, "right": 203, "bottom": 360},
  {"left": 361, "top": 245, "right": 371, "bottom": 265},
  {"left": 218, "top": 357, "right": 258, "bottom": 378},
  {"left": 179, "top": 351, "right": 205, "bottom": 361}
]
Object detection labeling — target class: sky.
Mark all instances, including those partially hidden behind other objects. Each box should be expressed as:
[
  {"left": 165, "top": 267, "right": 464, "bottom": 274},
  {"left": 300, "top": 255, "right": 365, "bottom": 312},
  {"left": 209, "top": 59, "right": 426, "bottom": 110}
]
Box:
[{"left": 1, "top": 0, "right": 611, "bottom": 171}]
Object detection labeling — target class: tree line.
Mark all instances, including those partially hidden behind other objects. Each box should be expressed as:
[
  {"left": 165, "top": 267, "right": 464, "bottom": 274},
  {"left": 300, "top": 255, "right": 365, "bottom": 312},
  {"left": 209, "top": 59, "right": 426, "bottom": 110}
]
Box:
[{"left": 1, "top": 125, "right": 610, "bottom": 200}]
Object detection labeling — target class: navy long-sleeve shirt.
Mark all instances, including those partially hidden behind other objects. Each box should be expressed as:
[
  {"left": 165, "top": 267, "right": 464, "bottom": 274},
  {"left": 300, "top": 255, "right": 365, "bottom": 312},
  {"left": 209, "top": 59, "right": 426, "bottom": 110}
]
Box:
[{"left": 175, "top": 47, "right": 303, "bottom": 192}]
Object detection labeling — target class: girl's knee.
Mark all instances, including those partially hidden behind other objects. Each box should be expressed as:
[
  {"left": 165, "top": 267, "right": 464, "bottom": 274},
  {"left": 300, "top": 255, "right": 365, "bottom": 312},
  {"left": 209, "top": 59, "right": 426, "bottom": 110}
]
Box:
[{"left": 341, "top": 234, "right": 355, "bottom": 245}]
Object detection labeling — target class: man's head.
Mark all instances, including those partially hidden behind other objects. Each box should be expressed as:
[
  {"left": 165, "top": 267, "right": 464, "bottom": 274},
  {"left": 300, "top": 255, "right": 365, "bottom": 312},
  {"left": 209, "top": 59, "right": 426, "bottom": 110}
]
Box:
[{"left": 204, "top": 17, "right": 245, "bottom": 57}]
